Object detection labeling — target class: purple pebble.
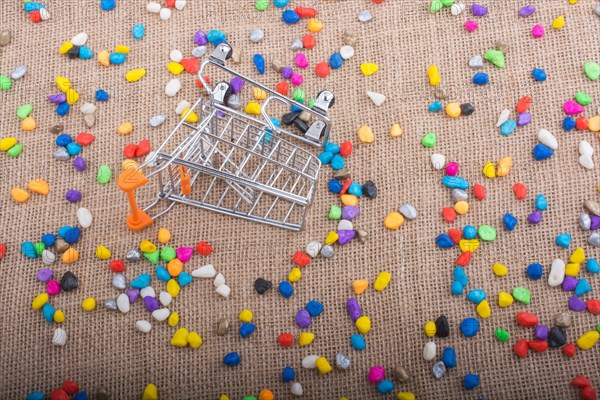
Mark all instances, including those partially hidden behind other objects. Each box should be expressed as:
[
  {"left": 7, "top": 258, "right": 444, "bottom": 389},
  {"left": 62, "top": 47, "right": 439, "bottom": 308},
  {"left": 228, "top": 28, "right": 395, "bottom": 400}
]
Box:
[
  {"left": 517, "top": 112, "right": 532, "bottom": 127},
  {"left": 73, "top": 157, "right": 86, "bottom": 172},
  {"left": 144, "top": 296, "right": 160, "bottom": 312},
  {"left": 295, "top": 309, "right": 312, "bottom": 328},
  {"left": 519, "top": 5, "right": 536, "bottom": 17},
  {"left": 65, "top": 190, "right": 82, "bottom": 203},
  {"left": 281, "top": 67, "right": 293, "bottom": 80},
  {"left": 337, "top": 230, "right": 356, "bottom": 245},
  {"left": 230, "top": 77, "right": 245, "bottom": 94},
  {"left": 590, "top": 215, "right": 600, "bottom": 230},
  {"left": 194, "top": 30, "right": 207, "bottom": 46},
  {"left": 342, "top": 206, "right": 360, "bottom": 220},
  {"left": 48, "top": 93, "right": 67, "bottom": 104},
  {"left": 126, "top": 288, "right": 140, "bottom": 304},
  {"left": 527, "top": 210, "right": 542, "bottom": 224},
  {"left": 534, "top": 325, "right": 548, "bottom": 340},
  {"left": 568, "top": 295, "right": 586, "bottom": 312},
  {"left": 346, "top": 298, "right": 361, "bottom": 322},
  {"left": 562, "top": 276, "right": 578, "bottom": 291},
  {"left": 471, "top": 4, "right": 488, "bottom": 17},
  {"left": 37, "top": 268, "right": 54, "bottom": 282}
]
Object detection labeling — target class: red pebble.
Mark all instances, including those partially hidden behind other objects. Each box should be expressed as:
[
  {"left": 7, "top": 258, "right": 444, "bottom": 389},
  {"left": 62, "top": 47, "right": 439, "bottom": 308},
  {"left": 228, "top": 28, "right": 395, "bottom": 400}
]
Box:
[
  {"left": 76, "top": 132, "right": 95, "bottom": 146},
  {"left": 513, "top": 339, "right": 529, "bottom": 358},
  {"left": 165, "top": 0, "right": 176, "bottom": 7},
  {"left": 123, "top": 144, "right": 137, "bottom": 159},
  {"left": 442, "top": 207, "right": 457, "bottom": 223},
  {"left": 315, "top": 62, "right": 330, "bottom": 78},
  {"left": 473, "top": 184, "right": 486, "bottom": 200},
  {"left": 513, "top": 182, "right": 527, "bottom": 200},
  {"left": 576, "top": 116, "right": 588, "bottom": 130},
  {"left": 572, "top": 375, "right": 592, "bottom": 388},
  {"left": 29, "top": 10, "right": 42, "bottom": 23},
  {"left": 456, "top": 251, "right": 471, "bottom": 266},
  {"left": 49, "top": 389, "right": 69, "bottom": 400},
  {"left": 181, "top": 57, "right": 200, "bottom": 74},
  {"left": 527, "top": 340, "right": 548, "bottom": 353},
  {"left": 339, "top": 141, "right": 353, "bottom": 157},
  {"left": 562, "top": 343, "right": 576, "bottom": 358},
  {"left": 0, "top": 243, "right": 6, "bottom": 260},
  {"left": 372, "top": 0, "right": 384, "bottom": 3},
  {"left": 302, "top": 34, "right": 316, "bottom": 49},
  {"left": 292, "top": 251, "right": 311, "bottom": 267},
  {"left": 516, "top": 312, "right": 538, "bottom": 327},
  {"left": 587, "top": 299, "right": 600, "bottom": 314},
  {"left": 294, "top": 6, "right": 317, "bottom": 18},
  {"left": 582, "top": 386, "right": 597, "bottom": 400},
  {"left": 196, "top": 241, "right": 213, "bottom": 256},
  {"left": 63, "top": 380, "right": 79, "bottom": 395},
  {"left": 196, "top": 76, "right": 211, "bottom": 89},
  {"left": 515, "top": 96, "right": 532, "bottom": 113},
  {"left": 448, "top": 229, "right": 462, "bottom": 244},
  {"left": 135, "top": 139, "right": 151, "bottom": 157},
  {"left": 277, "top": 333, "right": 294, "bottom": 347},
  {"left": 109, "top": 260, "right": 126, "bottom": 273},
  {"left": 276, "top": 81, "right": 289, "bottom": 96},
  {"left": 340, "top": 180, "right": 352, "bottom": 195}
]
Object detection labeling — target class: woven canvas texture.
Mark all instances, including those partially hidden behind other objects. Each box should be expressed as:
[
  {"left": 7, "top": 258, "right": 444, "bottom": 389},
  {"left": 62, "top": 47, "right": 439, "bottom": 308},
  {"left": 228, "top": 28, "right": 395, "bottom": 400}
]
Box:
[{"left": 1, "top": 0, "right": 600, "bottom": 398}]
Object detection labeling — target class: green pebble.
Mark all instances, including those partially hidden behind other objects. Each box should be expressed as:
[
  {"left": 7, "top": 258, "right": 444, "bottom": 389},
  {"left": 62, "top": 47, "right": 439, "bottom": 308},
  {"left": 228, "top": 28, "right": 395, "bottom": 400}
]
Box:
[
  {"left": 160, "top": 247, "right": 176, "bottom": 262},
  {"left": 97, "top": 164, "right": 112, "bottom": 184},
  {"left": 513, "top": 287, "right": 531, "bottom": 305},
  {"left": 440, "top": 0, "right": 455, "bottom": 6},
  {"left": 329, "top": 205, "right": 342, "bottom": 220},
  {"left": 484, "top": 49, "right": 505, "bottom": 68},
  {"left": 597, "top": 323, "right": 600, "bottom": 333},
  {"left": 477, "top": 225, "right": 496, "bottom": 241},
  {"left": 495, "top": 328, "right": 510, "bottom": 342},
  {"left": 144, "top": 250, "right": 160, "bottom": 265},
  {"left": 429, "top": 0, "right": 443, "bottom": 13},
  {"left": 583, "top": 61, "right": 600, "bottom": 81},
  {"left": 293, "top": 88, "right": 305, "bottom": 102},
  {"left": 422, "top": 132, "right": 436, "bottom": 148},
  {"left": 255, "top": 0, "right": 268, "bottom": 11},
  {"left": 17, "top": 103, "right": 33, "bottom": 120},
  {"left": 0, "top": 75, "right": 12, "bottom": 91},
  {"left": 242, "top": 397, "right": 257, "bottom": 400},
  {"left": 7, "top": 143, "right": 23, "bottom": 157},
  {"left": 34, "top": 242, "right": 46, "bottom": 256},
  {"left": 575, "top": 91, "right": 592, "bottom": 106},
  {"left": 307, "top": 98, "right": 315, "bottom": 109}
]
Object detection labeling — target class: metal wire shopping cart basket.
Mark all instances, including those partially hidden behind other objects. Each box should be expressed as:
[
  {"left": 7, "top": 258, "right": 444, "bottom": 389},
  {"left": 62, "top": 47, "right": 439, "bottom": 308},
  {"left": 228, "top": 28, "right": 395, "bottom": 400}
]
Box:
[{"left": 118, "top": 43, "right": 335, "bottom": 232}]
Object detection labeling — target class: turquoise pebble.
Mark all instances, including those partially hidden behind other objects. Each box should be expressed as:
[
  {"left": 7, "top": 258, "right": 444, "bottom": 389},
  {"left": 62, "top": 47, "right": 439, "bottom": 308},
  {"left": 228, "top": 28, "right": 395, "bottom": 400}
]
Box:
[
  {"left": 453, "top": 266, "right": 468, "bottom": 287},
  {"left": 100, "top": 0, "right": 116, "bottom": 10},
  {"left": 66, "top": 142, "right": 82, "bottom": 156},
  {"left": 58, "top": 226, "right": 72, "bottom": 238},
  {"left": 318, "top": 151, "right": 334, "bottom": 164},
  {"left": 463, "top": 225, "right": 477, "bottom": 239},
  {"left": 79, "top": 46, "right": 93, "bottom": 59},
  {"left": 586, "top": 258, "right": 599, "bottom": 274},
  {"left": 428, "top": 100, "right": 442, "bottom": 112},
  {"left": 324, "top": 142, "right": 340, "bottom": 154},
  {"left": 555, "top": 233, "right": 572, "bottom": 248},
  {"left": 156, "top": 266, "right": 171, "bottom": 281},
  {"left": 206, "top": 29, "right": 226, "bottom": 44},
  {"left": 132, "top": 23, "right": 145, "bottom": 40},
  {"left": 535, "top": 194, "right": 547, "bottom": 211},
  {"left": 22, "top": 241, "right": 38, "bottom": 259},
  {"left": 109, "top": 52, "right": 127, "bottom": 65},
  {"left": 24, "top": 2, "right": 44, "bottom": 12},
  {"left": 178, "top": 271, "right": 192, "bottom": 287},
  {"left": 575, "top": 278, "right": 591, "bottom": 296},
  {"left": 331, "top": 154, "right": 345, "bottom": 170},
  {"left": 443, "top": 176, "right": 469, "bottom": 190},
  {"left": 377, "top": 380, "right": 395, "bottom": 394},
  {"left": 274, "top": 0, "right": 290, "bottom": 7},
  {"left": 503, "top": 212, "right": 518, "bottom": 231},
  {"left": 347, "top": 182, "right": 362, "bottom": 196},
  {"left": 451, "top": 281, "right": 464, "bottom": 296},
  {"left": 460, "top": 317, "right": 480, "bottom": 337},
  {"left": 464, "top": 374, "right": 480, "bottom": 390},
  {"left": 442, "top": 347, "right": 456, "bottom": 368},
  {"left": 42, "top": 302, "right": 55, "bottom": 323},
  {"left": 26, "top": 392, "right": 46, "bottom": 400},
  {"left": 351, "top": 334, "right": 366, "bottom": 350},
  {"left": 130, "top": 273, "right": 151, "bottom": 289},
  {"left": 467, "top": 289, "right": 486, "bottom": 304},
  {"left": 500, "top": 119, "right": 517, "bottom": 135}
]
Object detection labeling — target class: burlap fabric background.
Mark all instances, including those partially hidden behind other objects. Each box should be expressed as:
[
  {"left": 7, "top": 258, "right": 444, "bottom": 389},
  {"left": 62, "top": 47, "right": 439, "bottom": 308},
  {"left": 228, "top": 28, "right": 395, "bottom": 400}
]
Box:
[{"left": 1, "top": 0, "right": 599, "bottom": 398}]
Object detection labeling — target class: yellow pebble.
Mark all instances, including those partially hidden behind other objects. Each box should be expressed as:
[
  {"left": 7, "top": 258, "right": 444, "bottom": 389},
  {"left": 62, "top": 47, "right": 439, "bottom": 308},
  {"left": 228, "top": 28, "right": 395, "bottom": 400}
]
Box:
[
  {"left": 118, "top": 122, "right": 134, "bottom": 135},
  {"left": 96, "top": 245, "right": 111, "bottom": 260},
  {"left": 483, "top": 162, "right": 496, "bottom": 178},
  {"left": 66, "top": 88, "right": 79, "bottom": 105},
  {"left": 245, "top": 101, "right": 261, "bottom": 115},
  {"left": 454, "top": 200, "right": 469, "bottom": 215},
  {"left": 187, "top": 331, "right": 203, "bottom": 348},
  {"left": 168, "top": 312, "right": 179, "bottom": 327},
  {"left": 0, "top": 137, "right": 17, "bottom": 151},
  {"left": 360, "top": 63, "right": 379, "bottom": 76},
  {"left": 355, "top": 315, "right": 371, "bottom": 334},
  {"left": 446, "top": 102, "right": 461, "bottom": 118},
  {"left": 28, "top": 179, "right": 49, "bottom": 195},
  {"left": 374, "top": 271, "right": 391, "bottom": 291},
  {"left": 62, "top": 247, "right": 79, "bottom": 264},
  {"left": 11, "top": 187, "right": 29, "bottom": 203},
  {"left": 384, "top": 212, "right": 404, "bottom": 230},
  {"left": 115, "top": 45, "right": 130, "bottom": 54},
  {"left": 126, "top": 68, "right": 146, "bottom": 82},
  {"left": 476, "top": 300, "right": 491, "bottom": 319},
  {"left": 358, "top": 125, "right": 375, "bottom": 143},
  {"left": 142, "top": 384, "right": 158, "bottom": 400},
  {"left": 166, "top": 279, "right": 181, "bottom": 298},
  {"left": 122, "top": 159, "right": 139, "bottom": 171},
  {"left": 182, "top": 108, "right": 199, "bottom": 123},
  {"left": 219, "top": 396, "right": 230, "bottom": 400},
  {"left": 158, "top": 228, "right": 171, "bottom": 244},
  {"left": 341, "top": 194, "right": 358, "bottom": 206},
  {"left": 170, "top": 328, "right": 190, "bottom": 347},
  {"left": 167, "top": 61, "right": 184, "bottom": 75},
  {"left": 568, "top": 0, "right": 578, "bottom": 4},
  {"left": 397, "top": 393, "right": 415, "bottom": 400},
  {"left": 353, "top": 279, "right": 369, "bottom": 295},
  {"left": 577, "top": 330, "right": 599, "bottom": 350},
  {"left": 82, "top": 297, "right": 96, "bottom": 312},
  {"left": 288, "top": 267, "right": 302, "bottom": 283},
  {"left": 298, "top": 332, "right": 315, "bottom": 346},
  {"left": 22, "top": 116, "right": 36, "bottom": 131},
  {"left": 325, "top": 231, "right": 339, "bottom": 245},
  {"left": 239, "top": 309, "right": 253, "bottom": 322},
  {"left": 588, "top": 116, "right": 600, "bottom": 132},
  {"left": 59, "top": 41, "right": 73, "bottom": 54},
  {"left": 565, "top": 263, "right": 580, "bottom": 277},
  {"left": 390, "top": 124, "right": 402, "bottom": 138},
  {"left": 307, "top": 18, "right": 324, "bottom": 33},
  {"left": 55, "top": 76, "right": 71, "bottom": 93},
  {"left": 459, "top": 239, "right": 480, "bottom": 253},
  {"left": 493, "top": 263, "right": 508, "bottom": 276},
  {"left": 32, "top": 293, "right": 49, "bottom": 310},
  {"left": 139, "top": 240, "right": 156, "bottom": 253},
  {"left": 53, "top": 310, "right": 65, "bottom": 323},
  {"left": 552, "top": 15, "right": 565, "bottom": 29},
  {"left": 496, "top": 157, "right": 513, "bottom": 177},
  {"left": 98, "top": 50, "right": 110, "bottom": 67},
  {"left": 571, "top": 247, "right": 585, "bottom": 264},
  {"left": 315, "top": 356, "right": 332, "bottom": 374},
  {"left": 253, "top": 87, "right": 267, "bottom": 100},
  {"left": 427, "top": 65, "right": 441, "bottom": 86},
  {"left": 498, "top": 292, "right": 514, "bottom": 308},
  {"left": 424, "top": 321, "right": 436, "bottom": 337}
]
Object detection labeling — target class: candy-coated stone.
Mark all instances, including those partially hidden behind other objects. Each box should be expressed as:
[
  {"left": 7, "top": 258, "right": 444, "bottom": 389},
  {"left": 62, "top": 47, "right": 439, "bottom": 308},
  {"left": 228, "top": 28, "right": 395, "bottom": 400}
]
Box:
[
  {"left": 188, "top": 332, "right": 203, "bottom": 348},
  {"left": 513, "top": 287, "right": 531, "bottom": 304},
  {"left": 374, "top": 272, "right": 391, "bottom": 291},
  {"left": 498, "top": 292, "right": 514, "bottom": 307},
  {"left": 32, "top": 293, "right": 49, "bottom": 310},
  {"left": 166, "top": 279, "right": 181, "bottom": 297},
  {"left": 315, "top": 357, "right": 332, "bottom": 374},
  {"left": 577, "top": 330, "right": 600, "bottom": 350},
  {"left": 422, "top": 132, "right": 436, "bottom": 147},
  {"left": 168, "top": 312, "right": 179, "bottom": 327},
  {"left": 460, "top": 318, "right": 479, "bottom": 337},
  {"left": 360, "top": 63, "right": 379, "bottom": 76},
  {"left": 142, "top": 384, "right": 158, "bottom": 400},
  {"left": 446, "top": 102, "right": 461, "bottom": 118},
  {"left": 390, "top": 124, "right": 402, "bottom": 137},
  {"left": 358, "top": 125, "right": 374, "bottom": 143},
  {"left": 583, "top": 61, "right": 600, "bottom": 81},
  {"left": 356, "top": 316, "right": 371, "bottom": 334},
  {"left": 384, "top": 212, "right": 404, "bottom": 230},
  {"left": 427, "top": 65, "right": 441, "bottom": 86},
  {"left": 82, "top": 297, "right": 96, "bottom": 311},
  {"left": 126, "top": 68, "right": 146, "bottom": 82},
  {"left": 11, "top": 187, "right": 29, "bottom": 203},
  {"left": 495, "top": 328, "right": 510, "bottom": 342}
]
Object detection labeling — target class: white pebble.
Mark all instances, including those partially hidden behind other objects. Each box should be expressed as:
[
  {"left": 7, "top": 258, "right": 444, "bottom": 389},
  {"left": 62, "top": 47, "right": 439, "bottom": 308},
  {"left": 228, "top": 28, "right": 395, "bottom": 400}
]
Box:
[
  {"left": 290, "top": 382, "right": 303, "bottom": 396},
  {"left": 431, "top": 153, "right": 446, "bottom": 170},
  {"left": 589, "top": 232, "right": 600, "bottom": 247},
  {"left": 165, "top": 79, "right": 182, "bottom": 97},
  {"left": 42, "top": 249, "right": 55, "bottom": 265},
  {"left": 175, "top": 100, "right": 192, "bottom": 114},
  {"left": 537, "top": 129, "right": 558, "bottom": 150},
  {"left": 76, "top": 207, "right": 92, "bottom": 228},
  {"left": 337, "top": 219, "right": 353, "bottom": 231},
  {"left": 159, "top": 291, "right": 172, "bottom": 306},
  {"left": 496, "top": 109, "right": 510, "bottom": 127},
  {"left": 214, "top": 273, "right": 226, "bottom": 287},
  {"left": 192, "top": 46, "right": 207, "bottom": 58},
  {"left": 340, "top": 45, "right": 354, "bottom": 60},
  {"left": 291, "top": 38, "right": 303, "bottom": 51},
  {"left": 357, "top": 10, "right": 372, "bottom": 22},
  {"left": 367, "top": 91, "right": 385, "bottom": 106},
  {"left": 52, "top": 328, "right": 67, "bottom": 346},
  {"left": 149, "top": 115, "right": 166, "bottom": 127},
  {"left": 152, "top": 308, "right": 170, "bottom": 321},
  {"left": 40, "top": 8, "right": 50, "bottom": 20},
  {"left": 595, "top": 5, "right": 600, "bottom": 17},
  {"left": 306, "top": 241, "right": 322, "bottom": 258},
  {"left": 399, "top": 204, "right": 417, "bottom": 220},
  {"left": 159, "top": 7, "right": 172, "bottom": 20},
  {"left": 170, "top": 49, "right": 183, "bottom": 63},
  {"left": 80, "top": 102, "right": 97, "bottom": 114},
  {"left": 249, "top": 28, "right": 264, "bottom": 43},
  {"left": 71, "top": 32, "right": 88, "bottom": 46},
  {"left": 548, "top": 259, "right": 565, "bottom": 287},
  {"left": 579, "top": 140, "right": 594, "bottom": 155},
  {"left": 140, "top": 286, "right": 155, "bottom": 298},
  {"left": 112, "top": 274, "right": 126, "bottom": 290},
  {"left": 116, "top": 293, "right": 130, "bottom": 313},
  {"left": 175, "top": 0, "right": 187, "bottom": 10},
  {"left": 10, "top": 65, "right": 27, "bottom": 80},
  {"left": 579, "top": 154, "right": 594, "bottom": 170},
  {"left": 468, "top": 55, "right": 483, "bottom": 69},
  {"left": 451, "top": 2, "right": 466, "bottom": 15},
  {"left": 147, "top": 2, "right": 161, "bottom": 13},
  {"left": 215, "top": 284, "right": 231, "bottom": 298},
  {"left": 423, "top": 341, "right": 436, "bottom": 361},
  {"left": 135, "top": 320, "right": 152, "bottom": 333},
  {"left": 302, "top": 355, "right": 319, "bottom": 368},
  {"left": 192, "top": 264, "right": 216, "bottom": 278}
]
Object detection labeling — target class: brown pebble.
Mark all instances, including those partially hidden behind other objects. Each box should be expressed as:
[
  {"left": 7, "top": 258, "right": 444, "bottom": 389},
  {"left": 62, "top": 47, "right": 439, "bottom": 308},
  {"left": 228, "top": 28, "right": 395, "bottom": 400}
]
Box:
[
  {"left": 50, "top": 124, "right": 64, "bottom": 134},
  {"left": 555, "top": 312, "right": 571, "bottom": 327},
  {"left": 216, "top": 318, "right": 229, "bottom": 336},
  {"left": 495, "top": 40, "right": 508, "bottom": 52},
  {"left": 584, "top": 200, "right": 600, "bottom": 216},
  {"left": 343, "top": 31, "right": 358, "bottom": 45},
  {"left": 298, "top": 111, "right": 311, "bottom": 123},
  {"left": 231, "top": 46, "right": 242, "bottom": 64},
  {"left": 271, "top": 58, "right": 284, "bottom": 73},
  {"left": 96, "top": 389, "right": 110, "bottom": 400},
  {"left": 333, "top": 169, "right": 351, "bottom": 180},
  {"left": 84, "top": 113, "right": 96, "bottom": 128},
  {"left": 395, "top": 367, "right": 410, "bottom": 382},
  {"left": 54, "top": 238, "right": 70, "bottom": 254},
  {"left": 0, "top": 30, "right": 12, "bottom": 47},
  {"left": 434, "top": 86, "right": 448, "bottom": 100},
  {"left": 357, "top": 229, "right": 368, "bottom": 243}
]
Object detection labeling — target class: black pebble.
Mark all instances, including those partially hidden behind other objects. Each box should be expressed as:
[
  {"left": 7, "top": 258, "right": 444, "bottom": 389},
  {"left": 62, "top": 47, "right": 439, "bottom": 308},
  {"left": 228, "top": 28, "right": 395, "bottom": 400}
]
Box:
[
  {"left": 548, "top": 325, "right": 567, "bottom": 348},
  {"left": 460, "top": 103, "right": 475, "bottom": 116},
  {"left": 60, "top": 271, "right": 79, "bottom": 291},
  {"left": 254, "top": 278, "right": 272, "bottom": 295},
  {"left": 362, "top": 180, "right": 378, "bottom": 199},
  {"left": 282, "top": 111, "right": 300, "bottom": 125},
  {"left": 293, "top": 119, "right": 309, "bottom": 133},
  {"left": 435, "top": 315, "right": 450, "bottom": 337},
  {"left": 68, "top": 46, "right": 81, "bottom": 59}
]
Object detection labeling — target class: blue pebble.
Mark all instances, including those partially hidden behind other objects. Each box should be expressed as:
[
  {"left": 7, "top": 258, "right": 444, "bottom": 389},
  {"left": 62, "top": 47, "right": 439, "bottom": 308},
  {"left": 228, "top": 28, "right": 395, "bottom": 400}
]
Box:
[
  {"left": 282, "top": 9, "right": 301, "bottom": 24},
  {"left": 42, "top": 233, "right": 56, "bottom": 247},
  {"left": 22, "top": 242, "right": 37, "bottom": 259},
  {"left": 42, "top": 302, "right": 55, "bottom": 323},
  {"left": 239, "top": 322, "right": 256, "bottom": 338},
  {"left": 586, "top": 258, "right": 599, "bottom": 274},
  {"left": 532, "top": 68, "right": 546, "bottom": 81},
  {"left": 109, "top": 52, "right": 127, "bottom": 65},
  {"left": 207, "top": 30, "right": 226, "bottom": 44},
  {"left": 328, "top": 179, "right": 342, "bottom": 194},
  {"left": 318, "top": 151, "right": 334, "bottom": 164},
  {"left": 330, "top": 154, "right": 345, "bottom": 170},
  {"left": 563, "top": 116, "right": 576, "bottom": 131},
  {"left": 130, "top": 273, "right": 151, "bottom": 289},
  {"left": 24, "top": 2, "right": 45, "bottom": 12},
  {"left": 443, "top": 176, "right": 469, "bottom": 190},
  {"left": 428, "top": 100, "right": 443, "bottom": 112},
  {"left": 100, "top": 0, "right": 116, "bottom": 10},
  {"left": 533, "top": 144, "right": 554, "bottom": 160},
  {"left": 95, "top": 89, "right": 110, "bottom": 101},
  {"left": 66, "top": 142, "right": 82, "bottom": 156},
  {"left": 453, "top": 267, "right": 468, "bottom": 287},
  {"left": 472, "top": 72, "right": 489, "bottom": 85},
  {"left": 306, "top": 300, "right": 324, "bottom": 317},
  {"left": 467, "top": 289, "right": 486, "bottom": 304},
  {"left": 64, "top": 227, "right": 81, "bottom": 244},
  {"left": 460, "top": 318, "right": 480, "bottom": 337},
  {"left": 290, "top": 103, "right": 303, "bottom": 112},
  {"left": 377, "top": 380, "right": 395, "bottom": 394},
  {"left": 526, "top": 263, "right": 543, "bottom": 280},
  {"left": 56, "top": 134, "right": 73, "bottom": 146},
  {"left": 329, "top": 53, "right": 343, "bottom": 69},
  {"left": 535, "top": 194, "right": 547, "bottom": 211},
  {"left": 351, "top": 334, "right": 366, "bottom": 350},
  {"left": 464, "top": 374, "right": 480, "bottom": 390},
  {"left": 156, "top": 266, "right": 171, "bottom": 281},
  {"left": 178, "top": 271, "right": 193, "bottom": 287},
  {"left": 442, "top": 347, "right": 457, "bottom": 368},
  {"left": 347, "top": 182, "right": 363, "bottom": 197},
  {"left": 282, "top": 366, "right": 295, "bottom": 382},
  {"left": 26, "top": 392, "right": 46, "bottom": 400},
  {"left": 79, "top": 46, "right": 93, "bottom": 59},
  {"left": 74, "top": 391, "right": 89, "bottom": 400},
  {"left": 555, "top": 233, "right": 572, "bottom": 248},
  {"left": 132, "top": 23, "right": 145, "bottom": 40},
  {"left": 451, "top": 281, "right": 464, "bottom": 296},
  {"left": 575, "top": 278, "right": 591, "bottom": 296},
  {"left": 274, "top": 0, "right": 290, "bottom": 7},
  {"left": 270, "top": 117, "right": 281, "bottom": 127},
  {"left": 503, "top": 213, "right": 518, "bottom": 231},
  {"left": 500, "top": 119, "right": 517, "bottom": 135},
  {"left": 253, "top": 53, "right": 265, "bottom": 74},
  {"left": 57, "top": 226, "right": 72, "bottom": 239},
  {"left": 463, "top": 225, "right": 477, "bottom": 240},
  {"left": 436, "top": 234, "right": 454, "bottom": 249},
  {"left": 223, "top": 352, "right": 241, "bottom": 367},
  {"left": 278, "top": 281, "right": 293, "bottom": 298},
  {"left": 324, "top": 142, "right": 340, "bottom": 154},
  {"left": 56, "top": 102, "right": 70, "bottom": 116}
]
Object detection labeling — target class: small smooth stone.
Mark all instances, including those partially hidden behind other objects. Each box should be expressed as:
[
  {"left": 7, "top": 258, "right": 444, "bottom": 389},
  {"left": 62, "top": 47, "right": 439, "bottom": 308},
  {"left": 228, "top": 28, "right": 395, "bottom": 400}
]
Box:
[
  {"left": 471, "top": 4, "right": 487, "bottom": 16},
  {"left": 584, "top": 62, "right": 600, "bottom": 81},
  {"left": 52, "top": 328, "right": 67, "bottom": 346},
  {"left": 517, "top": 112, "right": 532, "bottom": 127},
  {"left": 431, "top": 153, "right": 446, "bottom": 170},
  {"left": 191, "top": 46, "right": 206, "bottom": 58},
  {"left": 116, "top": 294, "right": 130, "bottom": 313},
  {"left": 423, "top": 341, "right": 436, "bottom": 361},
  {"left": 500, "top": 120, "right": 517, "bottom": 135},
  {"left": 0, "top": 30, "right": 12, "bottom": 47},
  {"left": 11, "top": 65, "right": 27, "bottom": 80},
  {"left": 519, "top": 5, "right": 536, "bottom": 17},
  {"left": 336, "top": 353, "right": 351, "bottom": 369},
  {"left": 468, "top": 55, "right": 483, "bottom": 69},
  {"left": 538, "top": 129, "right": 558, "bottom": 149},
  {"left": 60, "top": 271, "right": 78, "bottom": 291},
  {"left": 112, "top": 274, "right": 126, "bottom": 290},
  {"left": 249, "top": 28, "right": 264, "bottom": 43},
  {"left": 358, "top": 10, "right": 372, "bottom": 22},
  {"left": 451, "top": 2, "right": 466, "bottom": 15},
  {"left": 532, "top": 68, "right": 546, "bottom": 81},
  {"left": 399, "top": 204, "right": 417, "bottom": 220},
  {"left": 432, "top": 361, "right": 446, "bottom": 379},
  {"left": 290, "top": 382, "right": 303, "bottom": 396},
  {"left": 367, "top": 91, "right": 385, "bottom": 106},
  {"left": 549, "top": 259, "right": 566, "bottom": 287}
]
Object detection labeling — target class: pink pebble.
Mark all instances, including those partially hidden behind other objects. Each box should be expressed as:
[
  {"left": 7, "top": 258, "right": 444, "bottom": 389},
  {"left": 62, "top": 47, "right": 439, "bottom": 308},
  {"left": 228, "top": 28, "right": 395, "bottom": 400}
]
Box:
[
  {"left": 368, "top": 366, "right": 385, "bottom": 383},
  {"left": 176, "top": 247, "right": 193, "bottom": 262},
  {"left": 291, "top": 73, "right": 303, "bottom": 86},
  {"left": 564, "top": 100, "right": 584, "bottom": 115},
  {"left": 47, "top": 280, "right": 61, "bottom": 296},
  {"left": 531, "top": 24, "right": 544, "bottom": 38},
  {"left": 445, "top": 161, "right": 459, "bottom": 176},
  {"left": 295, "top": 53, "right": 309, "bottom": 69},
  {"left": 465, "top": 20, "right": 479, "bottom": 32}
]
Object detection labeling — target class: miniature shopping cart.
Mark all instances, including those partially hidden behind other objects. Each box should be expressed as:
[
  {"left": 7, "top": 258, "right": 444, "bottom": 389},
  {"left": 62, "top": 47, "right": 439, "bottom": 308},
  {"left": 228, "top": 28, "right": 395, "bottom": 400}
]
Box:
[{"left": 118, "top": 43, "right": 335, "bottom": 232}]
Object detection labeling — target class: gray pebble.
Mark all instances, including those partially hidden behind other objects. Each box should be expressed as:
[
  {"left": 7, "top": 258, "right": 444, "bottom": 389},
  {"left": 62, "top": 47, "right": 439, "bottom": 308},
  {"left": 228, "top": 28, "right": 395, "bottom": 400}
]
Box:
[
  {"left": 320, "top": 245, "right": 334, "bottom": 258},
  {"left": 452, "top": 188, "right": 469, "bottom": 202},
  {"left": 398, "top": 204, "right": 417, "bottom": 220},
  {"left": 249, "top": 28, "right": 264, "bottom": 43},
  {"left": 84, "top": 113, "right": 96, "bottom": 128},
  {"left": 104, "top": 299, "right": 117, "bottom": 310},
  {"left": 291, "top": 37, "right": 303, "bottom": 51},
  {"left": 112, "top": 274, "right": 127, "bottom": 290},
  {"left": 336, "top": 352, "right": 351, "bottom": 369},
  {"left": 54, "top": 148, "right": 70, "bottom": 161},
  {"left": 343, "top": 31, "right": 358, "bottom": 45},
  {"left": 395, "top": 367, "right": 410, "bottom": 382},
  {"left": 333, "top": 168, "right": 350, "bottom": 180},
  {"left": 10, "top": 65, "right": 27, "bottom": 80},
  {"left": 216, "top": 318, "right": 229, "bottom": 336},
  {"left": 432, "top": 361, "right": 446, "bottom": 379},
  {"left": 54, "top": 238, "right": 69, "bottom": 254},
  {"left": 580, "top": 213, "right": 591, "bottom": 231},
  {"left": 50, "top": 124, "right": 64, "bottom": 134},
  {"left": 495, "top": 40, "right": 508, "bottom": 52},
  {"left": 226, "top": 94, "right": 241, "bottom": 110},
  {"left": 357, "top": 10, "right": 372, "bottom": 22},
  {"left": 434, "top": 86, "right": 448, "bottom": 100},
  {"left": 588, "top": 232, "right": 600, "bottom": 247},
  {"left": 149, "top": 115, "right": 165, "bottom": 128},
  {"left": 357, "top": 229, "right": 368, "bottom": 243},
  {"left": 0, "top": 30, "right": 11, "bottom": 47},
  {"left": 192, "top": 46, "right": 207, "bottom": 58},
  {"left": 596, "top": 5, "right": 600, "bottom": 17},
  {"left": 126, "top": 249, "right": 141, "bottom": 262},
  {"left": 468, "top": 55, "right": 483, "bottom": 69},
  {"left": 584, "top": 200, "right": 600, "bottom": 216},
  {"left": 555, "top": 311, "right": 571, "bottom": 327}
]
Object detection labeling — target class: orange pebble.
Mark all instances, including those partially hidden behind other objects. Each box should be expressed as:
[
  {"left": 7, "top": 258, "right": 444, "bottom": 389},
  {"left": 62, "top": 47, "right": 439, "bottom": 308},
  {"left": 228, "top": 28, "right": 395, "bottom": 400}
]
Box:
[
  {"left": 276, "top": 81, "right": 289, "bottom": 96},
  {"left": 167, "top": 259, "right": 183, "bottom": 277},
  {"left": 258, "top": 389, "right": 274, "bottom": 400},
  {"left": 353, "top": 279, "right": 369, "bottom": 295}
]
